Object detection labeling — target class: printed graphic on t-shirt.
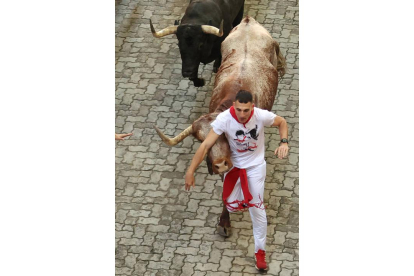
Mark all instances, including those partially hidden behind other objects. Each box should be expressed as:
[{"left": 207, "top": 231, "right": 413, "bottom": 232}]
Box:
[{"left": 234, "top": 125, "right": 260, "bottom": 152}]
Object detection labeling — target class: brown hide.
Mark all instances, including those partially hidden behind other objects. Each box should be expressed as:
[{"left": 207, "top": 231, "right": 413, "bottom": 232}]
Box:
[
  {"left": 155, "top": 16, "right": 285, "bottom": 175},
  {"left": 191, "top": 112, "right": 232, "bottom": 175},
  {"left": 210, "top": 16, "right": 280, "bottom": 113},
  {"left": 192, "top": 16, "right": 283, "bottom": 174}
]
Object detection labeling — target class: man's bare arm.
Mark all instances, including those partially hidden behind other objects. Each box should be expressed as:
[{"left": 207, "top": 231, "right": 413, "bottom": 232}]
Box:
[
  {"left": 185, "top": 129, "right": 220, "bottom": 191},
  {"left": 272, "top": 116, "right": 289, "bottom": 159},
  {"left": 115, "top": 133, "right": 133, "bottom": 140}
]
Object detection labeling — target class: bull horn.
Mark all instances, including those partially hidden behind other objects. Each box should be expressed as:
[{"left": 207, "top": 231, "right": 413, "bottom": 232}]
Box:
[
  {"left": 201, "top": 20, "right": 223, "bottom": 37},
  {"left": 154, "top": 125, "right": 193, "bottom": 146},
  {"left": 150, "top": 19, "right": 178, "bottom": 38}
]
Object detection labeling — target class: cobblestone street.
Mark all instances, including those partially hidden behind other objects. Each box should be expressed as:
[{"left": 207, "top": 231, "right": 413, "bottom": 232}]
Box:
[{"left": 115, "top": 0, "right": 299, "bottom": 275}]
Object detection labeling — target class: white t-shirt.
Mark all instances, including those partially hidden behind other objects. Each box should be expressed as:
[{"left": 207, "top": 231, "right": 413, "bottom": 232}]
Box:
[{"left": 211, "top": 107, "right": 276, "bottom": 169}]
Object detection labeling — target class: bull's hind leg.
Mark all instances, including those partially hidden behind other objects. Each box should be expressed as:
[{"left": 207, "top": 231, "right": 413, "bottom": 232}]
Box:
[{"left": 217, "top": 204, "right": 232, "bottom": 237}]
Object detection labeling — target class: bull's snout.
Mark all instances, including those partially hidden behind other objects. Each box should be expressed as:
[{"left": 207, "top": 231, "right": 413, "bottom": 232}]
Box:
[{"left": 212, "top": 159, "right": 233, "bottom": 174}]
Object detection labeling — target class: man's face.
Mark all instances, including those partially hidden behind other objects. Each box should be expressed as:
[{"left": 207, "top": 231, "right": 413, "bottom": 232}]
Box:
[{"left": 233, "top": 100, "right": 253, "bottom": 124}]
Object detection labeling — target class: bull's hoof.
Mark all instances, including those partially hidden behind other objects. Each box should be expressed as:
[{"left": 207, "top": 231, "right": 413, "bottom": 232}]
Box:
[
  {"left": 192, "top": 78, "right": 205, "bottom": 87},
  {"left": 213, "top": 66, "right": 219, "bottom": 73},
  {"left": 217, "top": 216, "right": 232, "bottom": 237},
  {"left": 217, "top": 224, "right": 232, "bottom": 237}
]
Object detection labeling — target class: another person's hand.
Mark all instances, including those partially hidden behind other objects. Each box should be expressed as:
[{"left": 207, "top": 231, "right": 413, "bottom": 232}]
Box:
[
  {"left": 115, "top": 133, "right": 133, "bottom": 140},
  {"left": 274, "top": 144, "right": 289, "bottom": 159},
  {"left": 185, "top": 171, "right": 195, "bottom": 191}
]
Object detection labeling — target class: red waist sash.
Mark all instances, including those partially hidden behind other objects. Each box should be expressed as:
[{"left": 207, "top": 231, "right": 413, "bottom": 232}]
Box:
[{"left": 223, "top": 167, "right": 264, "bottom": 211}]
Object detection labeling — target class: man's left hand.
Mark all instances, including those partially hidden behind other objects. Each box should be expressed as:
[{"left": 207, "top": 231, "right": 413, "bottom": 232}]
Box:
[
  {"left": 275, "top": 143, "right": 289, "bottom": 159},
  {"left": 115, "top": 133, "right": 133, "bottom": 140}
]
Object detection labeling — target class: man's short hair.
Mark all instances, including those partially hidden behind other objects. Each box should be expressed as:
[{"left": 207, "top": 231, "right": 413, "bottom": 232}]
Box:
[{"left": 235, "top": 90, "right": 253, "bottom": 104}]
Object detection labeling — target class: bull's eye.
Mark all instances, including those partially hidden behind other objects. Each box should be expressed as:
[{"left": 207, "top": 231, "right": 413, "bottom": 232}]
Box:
[
  {"left": 224, "top": 161, "right": 227, "bottom": 166},
  {"left": 215, "top": 165, "right": 219, "bottom": 169}
]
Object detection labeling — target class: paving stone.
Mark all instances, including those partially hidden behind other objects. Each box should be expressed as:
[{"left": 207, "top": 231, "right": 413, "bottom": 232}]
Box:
[
  {"left": 175, "top": 247, "right": 199, "bottom": 256},
  {"left": 178, "top": 234, "right": 191, "bottom": 241},
  {"left": 116, "top": 266, "right": 133, "bottom": 275},
  {"left": 182, "top": 219, "right": 206, "bottom": 227},
  {"left": 116, "top": 231, "right": 133, "bottom": 239},
  {"left": 271, "top": 252, "right": 294, "bottom": 261},
  {"left": 219, "top": 255, "right": 233, "bottom": 272},
  {"left": 199, "top": 241, "right": 213, "bottom": 256},
  {"left": 188, "top": 239, "right": 202, "bottom": 248},
  {"left": 160, "top": 247, "right": 175, "bottom": 262},
  {"left": 280, "top": 268, "right": 293, "bottom": 276},
  {"left": 194, "top": 263, "right": 219, "bottom": 272},
  {"left": 268, "top": 260, "right": 282, "bottom": 275},
  {"left": 223, "top": 249, "right": 244, "bottom": 257},
  {"left": 170, "top": 254, "right": 186, "bottom": 270},
  {"left": 181, "top": 263, "right": 195, "bottom": 276},
  {"left": 133, "top": 261, "right": 148, "bottom": 275},
  {"left": 286, "top": 232, "right": 299, "bottom": 240},
  {"left": 293, "top": 268, "right": 299, "bottom": 276},
  {"left": 137, "top": 217, "right": 160, "bottom": 225},
  {"left": 281, "top": 260, "right": 299, "bottom": 269},
  {"left": 185, "top": 254, "right": 209, "bottom": 264},
  {"left": 208, "top": 248, "right": 222, "bottom": 264},
  {"left": 274, "top": 231, "right": 287, "bottom": 245},
  {"left": 164, "top": 240, "right": 189, "bottom": 248},
  {"left": 139, "top": 253, "right": 161, "bottom": 261},
  {"left": 147, "top": 261, "right": 170, "bottom": 270},
  {"left": 212, "top": 241, "right": 233, "bottom": 250}
]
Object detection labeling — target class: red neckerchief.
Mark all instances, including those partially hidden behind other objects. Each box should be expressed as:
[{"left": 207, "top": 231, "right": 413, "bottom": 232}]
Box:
[{"left": 229, "top": 105, "right": 254, "bottom": 128}]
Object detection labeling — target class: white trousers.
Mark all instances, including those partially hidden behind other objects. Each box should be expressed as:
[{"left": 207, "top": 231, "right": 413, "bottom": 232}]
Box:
[{"left": 224, "top": 161, "right": 267, "bottom": 253}]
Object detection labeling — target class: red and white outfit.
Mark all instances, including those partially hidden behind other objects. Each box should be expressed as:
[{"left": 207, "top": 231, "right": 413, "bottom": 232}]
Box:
[{"left": 211, "top": 106, "right": 276, "bottom": 252}]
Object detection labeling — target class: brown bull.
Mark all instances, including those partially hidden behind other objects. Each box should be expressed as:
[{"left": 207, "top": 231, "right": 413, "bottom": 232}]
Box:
[
  {"left": 154, "top": 16, "right": 286, "bottom": 235},
  {"left": 155, "top": 16, "right": 286, "bottom": 173}
]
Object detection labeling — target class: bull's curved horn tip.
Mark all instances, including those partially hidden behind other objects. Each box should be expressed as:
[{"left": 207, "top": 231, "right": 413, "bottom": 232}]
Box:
[
  {"left": 153, "top": 125, "right": 163, "bottom": 135},
  {"left": 154, "top": 125, "right": 175, "bottom": 146},
  {"left": 149, "top": 19, "right": 156, "bottom": 34},
  {"left": 153, "top": 125, "right": 162, "bottom": 136}
]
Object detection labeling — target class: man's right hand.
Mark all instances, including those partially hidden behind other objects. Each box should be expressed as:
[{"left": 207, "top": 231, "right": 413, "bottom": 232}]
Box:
[{"left": 185, "top": 171, "right": 195, "bottom": 191}]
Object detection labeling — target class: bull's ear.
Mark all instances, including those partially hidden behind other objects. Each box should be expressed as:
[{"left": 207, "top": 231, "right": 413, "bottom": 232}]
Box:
[
  {"left": 174, "top": 19, "right": 180, "bottom": 25},
  {"left": 208, "top": 20, "right": 212, "bottom": 26},
  {"left": 206, "top": 155, "right": 213, "bottom": 175}
]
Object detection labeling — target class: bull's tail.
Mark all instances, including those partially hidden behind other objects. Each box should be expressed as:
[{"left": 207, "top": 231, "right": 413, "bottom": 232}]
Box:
[{"left": 274, "top": 41, "right": 287, "bottom": 77}]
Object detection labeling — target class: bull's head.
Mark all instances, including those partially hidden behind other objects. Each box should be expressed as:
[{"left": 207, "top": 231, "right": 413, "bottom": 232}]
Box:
[
  {"left": 154, "top": 112, "right": 232, "bottom": 175},
  {"left": 150, "top": 19, "right": 223, "bottom": 87}
]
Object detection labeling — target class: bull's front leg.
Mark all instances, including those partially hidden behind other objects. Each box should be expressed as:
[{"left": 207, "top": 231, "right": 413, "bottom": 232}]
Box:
[
  {"left": 217, "top": 204, "right": 232, "bottom": 237},
  {"left": 189, "top": 77, "right": 205, "bottom": 87}
]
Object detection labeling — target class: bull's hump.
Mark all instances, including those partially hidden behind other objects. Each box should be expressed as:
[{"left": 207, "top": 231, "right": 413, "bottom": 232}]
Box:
[
  {"left": 211, "top": 16, "right": 279, "bottom": 111},
  {"left": 224, "top": 35, "right": 273, "bottom": 57},
  {"left": 184, "top": 0, "right": 221, "bottom": 24}
]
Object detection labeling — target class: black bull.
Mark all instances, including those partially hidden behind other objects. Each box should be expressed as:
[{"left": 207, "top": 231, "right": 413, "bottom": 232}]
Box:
[{"left": 150, "top": 0, "right": 245, "bottom": 87}]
